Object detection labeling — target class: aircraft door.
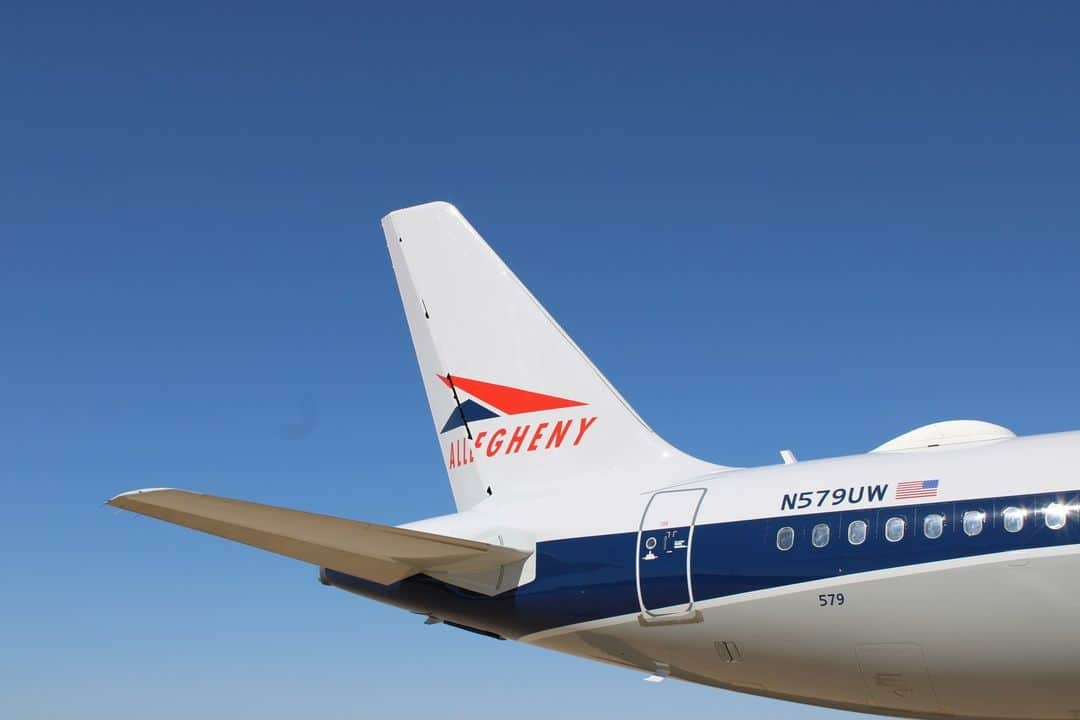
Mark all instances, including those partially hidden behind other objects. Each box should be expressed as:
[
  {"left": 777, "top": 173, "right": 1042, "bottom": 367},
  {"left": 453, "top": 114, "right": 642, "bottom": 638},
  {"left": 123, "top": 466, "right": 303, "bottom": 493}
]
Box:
[{"left": 636, "top": 488, "right": 706, "bottom": 619}]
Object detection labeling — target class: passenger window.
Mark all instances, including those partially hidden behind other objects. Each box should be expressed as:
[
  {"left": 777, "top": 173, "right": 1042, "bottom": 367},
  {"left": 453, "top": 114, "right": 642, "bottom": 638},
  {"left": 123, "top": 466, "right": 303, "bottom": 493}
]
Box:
[
  {"left": 848, "top": 520, "right": 867, "bottom": 546},
  {"left": 885, "top": 516, "right": 905, "bottom": 542},
  {"left": 1002, "top": 506, "right": 1025, "bottom": 533},
  {"left": 963, "top": 510, "right": 985, "bottom": 536},
  {"left": 776, "top": 526, "right": 795, "bottom": 551},
  {"left": 1044, "top": 503, "right": 1068, "bottom": 530},
  {"left": 923, "top": 513, "right": 944, "bottom": 539},
  {"left": 811, "top": 523, "right": 830, "bottom": 548}
]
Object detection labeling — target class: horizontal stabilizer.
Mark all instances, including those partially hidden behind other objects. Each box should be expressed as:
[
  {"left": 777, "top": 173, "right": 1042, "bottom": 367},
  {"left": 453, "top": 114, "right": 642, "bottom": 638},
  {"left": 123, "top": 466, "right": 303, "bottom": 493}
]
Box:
[{"left": 107, "top": 489, "right": 532, "bottom": 588}]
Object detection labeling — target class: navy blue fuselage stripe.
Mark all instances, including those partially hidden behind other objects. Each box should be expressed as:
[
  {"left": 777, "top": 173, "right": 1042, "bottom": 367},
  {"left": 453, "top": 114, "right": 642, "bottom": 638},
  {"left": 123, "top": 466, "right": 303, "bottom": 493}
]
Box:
[
  {"left": 324, "top": 489, "right": 1080, "bottom": 639},
  {"left": 441, "top": 399, "right": 499, "bottom": 433}
]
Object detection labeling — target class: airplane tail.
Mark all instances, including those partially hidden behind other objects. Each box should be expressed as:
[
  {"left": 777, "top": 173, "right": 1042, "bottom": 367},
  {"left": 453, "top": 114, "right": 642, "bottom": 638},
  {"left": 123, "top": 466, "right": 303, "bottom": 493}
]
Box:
[{"left": 382, "top": 202, "right": 719, "bottom": 510}]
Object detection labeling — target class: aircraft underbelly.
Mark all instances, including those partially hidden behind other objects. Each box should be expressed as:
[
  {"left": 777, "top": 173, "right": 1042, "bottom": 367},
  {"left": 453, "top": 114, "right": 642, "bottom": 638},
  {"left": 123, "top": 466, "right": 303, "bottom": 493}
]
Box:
[{"left": 530, "top": 547, "right": 1080, "bottom": 720}]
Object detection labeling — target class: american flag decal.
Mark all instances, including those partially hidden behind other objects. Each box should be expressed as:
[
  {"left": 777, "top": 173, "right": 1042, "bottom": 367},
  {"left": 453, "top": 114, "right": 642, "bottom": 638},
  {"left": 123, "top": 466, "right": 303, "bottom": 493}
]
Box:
[{"left": 895, "top": 479, "right": 940, "bottom": 500}]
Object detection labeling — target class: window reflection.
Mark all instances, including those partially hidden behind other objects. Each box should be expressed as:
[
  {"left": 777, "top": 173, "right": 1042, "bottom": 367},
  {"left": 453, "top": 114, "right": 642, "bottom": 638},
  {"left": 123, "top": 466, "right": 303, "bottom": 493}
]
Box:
[
  {"left": 923, "top": 513, "right": 944, "bottom": 539},
  {"left": 1044, "top": 503, "right": 1068, "bottom": 530},
  {"left": 1002, "top": 506, "right": 1025, "bottom": 533},
  {"left": 848, "top": 520, "right": 867, "bottom": 546},
  {"left": 963, "top": 511, "right": 985, "bottom": 537},
  {"left": 885, "top": 517, "right": 905, "bottom": 542},
  {"left": 811, "top": 523, "right": 830, "bottom": 548},
  {"left": 776, "top": 526, "right": 795, "bottom": 551}
]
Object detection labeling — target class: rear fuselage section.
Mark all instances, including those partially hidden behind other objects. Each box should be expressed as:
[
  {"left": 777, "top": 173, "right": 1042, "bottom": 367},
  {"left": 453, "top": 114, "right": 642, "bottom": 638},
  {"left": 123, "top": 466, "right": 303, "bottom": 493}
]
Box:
[{"left": 324, "top": 431, "right": 1080, "bottom": 719}]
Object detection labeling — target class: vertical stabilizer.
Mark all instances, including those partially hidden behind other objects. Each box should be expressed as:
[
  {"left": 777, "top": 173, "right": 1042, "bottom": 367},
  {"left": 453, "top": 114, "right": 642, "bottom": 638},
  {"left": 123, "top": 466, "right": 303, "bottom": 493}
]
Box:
[{"left": 382, "top": 202, "right": 718, "bottom": 510}]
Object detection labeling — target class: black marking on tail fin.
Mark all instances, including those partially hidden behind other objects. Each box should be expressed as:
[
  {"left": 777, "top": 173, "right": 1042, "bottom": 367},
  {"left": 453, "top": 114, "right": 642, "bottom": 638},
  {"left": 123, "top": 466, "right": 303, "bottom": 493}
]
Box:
[{"left": 445, "top": 373, "right": 473, "bottom": 440}]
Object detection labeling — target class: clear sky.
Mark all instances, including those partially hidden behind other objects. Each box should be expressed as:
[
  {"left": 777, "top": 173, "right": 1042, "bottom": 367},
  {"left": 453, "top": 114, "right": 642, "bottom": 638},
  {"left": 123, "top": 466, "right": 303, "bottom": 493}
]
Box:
[{"left": 2, "top": 2, "right": 1079, "bottom": 718}]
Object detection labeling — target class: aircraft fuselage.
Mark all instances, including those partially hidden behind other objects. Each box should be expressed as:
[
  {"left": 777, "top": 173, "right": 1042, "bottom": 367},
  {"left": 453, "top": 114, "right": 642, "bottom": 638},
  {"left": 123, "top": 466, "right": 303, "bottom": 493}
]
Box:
[{"left": 325, "top": 429, "right": 1080, "bottom": 720}]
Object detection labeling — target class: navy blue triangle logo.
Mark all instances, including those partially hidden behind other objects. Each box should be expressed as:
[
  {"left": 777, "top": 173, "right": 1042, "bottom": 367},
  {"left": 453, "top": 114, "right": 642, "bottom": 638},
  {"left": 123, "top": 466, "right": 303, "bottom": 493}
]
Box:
[{"left": 441, "top": 399, "right": 499, "bottom": 433}]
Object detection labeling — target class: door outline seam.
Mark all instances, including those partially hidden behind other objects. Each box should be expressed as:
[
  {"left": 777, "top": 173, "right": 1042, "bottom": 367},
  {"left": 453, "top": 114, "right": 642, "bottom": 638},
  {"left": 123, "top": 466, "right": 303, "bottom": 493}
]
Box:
[{"left": 635, "top": 488, "right": 707, "bottom": 620}]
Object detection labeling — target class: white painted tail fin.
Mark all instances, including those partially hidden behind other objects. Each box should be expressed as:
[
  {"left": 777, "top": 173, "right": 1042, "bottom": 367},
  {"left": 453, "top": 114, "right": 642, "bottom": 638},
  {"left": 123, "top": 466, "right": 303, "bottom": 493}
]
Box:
[{"left": 382, "top": 202, "right": 718, "bottom": 510}]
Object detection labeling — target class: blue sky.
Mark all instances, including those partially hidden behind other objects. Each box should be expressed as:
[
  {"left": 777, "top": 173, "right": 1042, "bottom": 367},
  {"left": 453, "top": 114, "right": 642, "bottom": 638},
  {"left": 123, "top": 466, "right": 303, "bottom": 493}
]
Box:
[{"left": 2, "top": 2, "right": 1079, "bottom": 718}]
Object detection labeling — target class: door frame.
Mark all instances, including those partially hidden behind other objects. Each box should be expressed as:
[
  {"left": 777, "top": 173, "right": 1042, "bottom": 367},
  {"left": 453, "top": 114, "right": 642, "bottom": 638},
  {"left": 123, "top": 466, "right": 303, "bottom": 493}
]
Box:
[{"left": 635, "top": 488, "right": 707, "bottom": 620}]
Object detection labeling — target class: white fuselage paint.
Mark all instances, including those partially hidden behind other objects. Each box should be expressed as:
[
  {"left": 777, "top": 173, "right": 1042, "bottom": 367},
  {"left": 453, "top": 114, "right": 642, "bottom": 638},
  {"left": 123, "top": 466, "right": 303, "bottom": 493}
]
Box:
[{"left": 405, "top": 431, "right": 1080, "bottom": 720}]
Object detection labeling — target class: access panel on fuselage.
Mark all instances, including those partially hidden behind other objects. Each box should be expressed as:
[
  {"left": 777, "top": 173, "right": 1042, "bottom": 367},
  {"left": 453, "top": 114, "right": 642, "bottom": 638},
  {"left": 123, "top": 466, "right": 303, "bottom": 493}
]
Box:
[{"left": 637, "top": 489, "right": 706, "bottom": 618}]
